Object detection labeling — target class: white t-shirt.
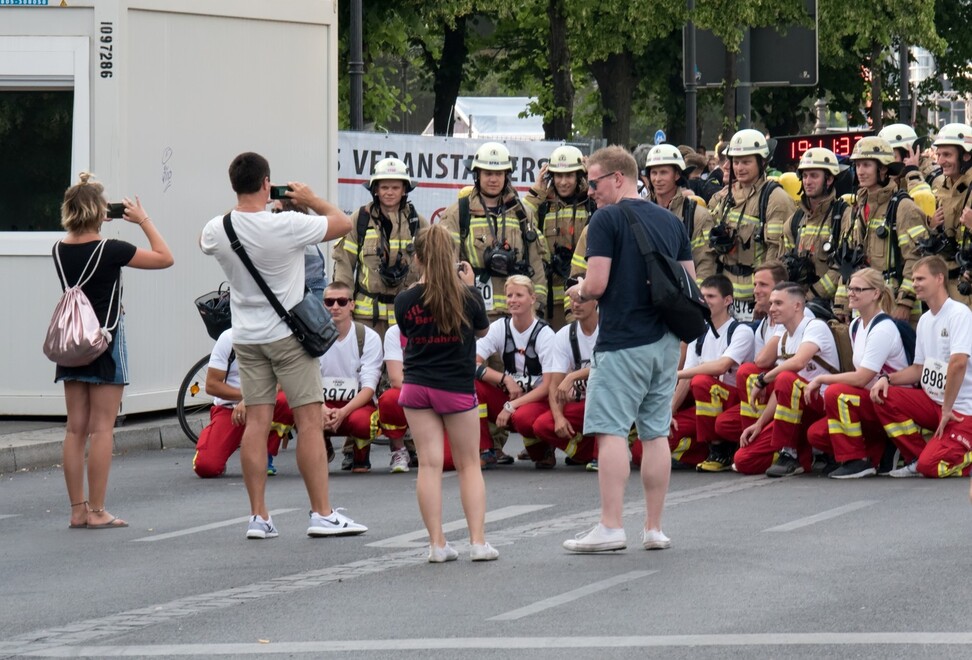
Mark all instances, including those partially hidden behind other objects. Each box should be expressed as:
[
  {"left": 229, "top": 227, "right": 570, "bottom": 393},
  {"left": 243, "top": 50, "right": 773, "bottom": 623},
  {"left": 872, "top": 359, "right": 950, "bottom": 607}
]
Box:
[
  {"left": 319, "top": 324, "right": 384, "bottom": 394},
  {"left": 776, "top": 316, "right": 840, "bottom": 383},
  {"left": 914, "top": 298, "right": 972, "bottom": 413},
  {"left": 684, "top": 318, "right": 756, "bottom": 388},
  {"left": 477, "top": 318, "right": 556, "bottom": 391},
  {"left": 383, "top": 324, "right": 404, "bottom": 364},
  {"left": 850, "top": 315, "right": 909, "bottom": 388},
  {"left": 549, "top": 321, "right": 598, "bottom": 400},
  {"left": 757, "top": 307, "right": 813, "bottom": 354},
  {"left": 208, "top": 328, "right": 239, "bottom": 408},
  {"left": 200, "top": 209, "right": 328, "bottom": 344}
]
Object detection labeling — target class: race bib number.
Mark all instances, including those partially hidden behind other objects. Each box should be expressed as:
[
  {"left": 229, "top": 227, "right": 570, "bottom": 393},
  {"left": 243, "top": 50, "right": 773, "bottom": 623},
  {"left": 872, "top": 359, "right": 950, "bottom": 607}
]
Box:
[
  {"left": 920, "top": 358, "right": 948, "bottom": 401},
  {"left": 323, "top": 377, "right": 359, "bottom": 402},
  {"left": 513, "top": 371, "right": 533, "bottom": 392},
  {"left": 572, "top": 379, "right": 588, "bottom": 401},
  {"left": 477, "top": 279, "right": 494, "bottom": 312},
  {"left": 732, "top": 299, "right": 755, "bottom": 323}
]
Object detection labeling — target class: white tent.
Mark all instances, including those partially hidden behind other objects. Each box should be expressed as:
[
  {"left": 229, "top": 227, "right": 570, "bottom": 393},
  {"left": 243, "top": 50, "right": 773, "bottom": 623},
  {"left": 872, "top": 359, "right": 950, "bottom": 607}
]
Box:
[{"left": 422, "top": 97, "right": 544, "bottom": 140}]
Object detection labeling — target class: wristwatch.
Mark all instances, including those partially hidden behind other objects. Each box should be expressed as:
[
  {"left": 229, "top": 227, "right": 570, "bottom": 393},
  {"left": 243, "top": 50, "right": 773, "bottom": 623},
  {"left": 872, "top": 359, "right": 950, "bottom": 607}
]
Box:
[{"left": 503, "top": 401, "right": 515, "bottom": 414}]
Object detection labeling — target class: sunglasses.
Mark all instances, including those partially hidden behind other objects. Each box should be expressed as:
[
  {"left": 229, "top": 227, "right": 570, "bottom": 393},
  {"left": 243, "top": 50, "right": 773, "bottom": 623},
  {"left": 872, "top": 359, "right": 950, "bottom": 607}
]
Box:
[
  {"left": 324, "top": 297, "right": 350, "bottom": 307},
  {"left": 587, "top": 171, "right": 618, "bottom": 191}
]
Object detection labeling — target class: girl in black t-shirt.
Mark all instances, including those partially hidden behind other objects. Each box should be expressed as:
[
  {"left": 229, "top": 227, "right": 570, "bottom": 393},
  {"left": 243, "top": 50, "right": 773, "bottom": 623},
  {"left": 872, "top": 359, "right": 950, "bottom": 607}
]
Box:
[
  {"left": 394, "top": 224, "right": 496, "bottom": 562},
  {"left": 54, "top": 172, "right": 173, "bottom": 530}
]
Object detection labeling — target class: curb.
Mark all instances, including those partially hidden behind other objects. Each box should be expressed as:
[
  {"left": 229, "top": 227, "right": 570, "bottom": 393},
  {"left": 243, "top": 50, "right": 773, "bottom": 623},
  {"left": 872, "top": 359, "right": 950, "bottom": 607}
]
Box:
[{"left": 0, "top": 419, "right": 194, "bottom": 474}]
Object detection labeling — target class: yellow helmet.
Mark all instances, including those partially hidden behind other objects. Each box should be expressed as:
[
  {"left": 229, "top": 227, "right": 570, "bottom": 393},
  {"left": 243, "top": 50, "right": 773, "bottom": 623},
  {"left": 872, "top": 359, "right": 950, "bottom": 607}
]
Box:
[
  {"left": 472, "top": 142, "right": 512, "bottom": 171},
  {"left": 911, "top": 189, "right": 937, "bottom": 217},
  {"left": 841, "top": 193, "right": 856, "bottom": 207},
  {"left": 548, "top": 145, "right": 585, "bottom": 172},
  {"left": 933, "top": 123, "right": 972, "bottom": 153},
  {"left": 643, "top": 144, "right": 686, "bottom": 172},
  {"left": 797, "top": 147, "right": 840, "bottom": 176},
  {"left": 369, "top": 157, "right": 415, "bottom": 192},
  {"left": 850, "top": 137, "right": 895, "bottom": 166},
  {"left": 878, "top": 124, "right": 918, "bottom": 151},
  {"left": 727, "top": 128, "right": 770, "bottom": 159},
  {"left": 778, "top": 172, "right": 802, "bottom": 202}
]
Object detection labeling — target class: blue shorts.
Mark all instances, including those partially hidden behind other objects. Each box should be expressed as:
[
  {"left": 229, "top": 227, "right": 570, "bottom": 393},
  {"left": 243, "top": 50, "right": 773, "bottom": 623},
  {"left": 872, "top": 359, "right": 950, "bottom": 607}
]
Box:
[{"left": 583, "top": 332, "right": 679, "bottom": 440}]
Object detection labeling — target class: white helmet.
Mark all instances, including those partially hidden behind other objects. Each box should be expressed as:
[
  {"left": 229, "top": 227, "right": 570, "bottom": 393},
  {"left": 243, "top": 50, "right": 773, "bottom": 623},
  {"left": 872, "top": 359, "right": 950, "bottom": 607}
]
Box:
[
  {"left": 933, "top": 123, "right": 972, "bottom": 153},
  {"left": 726, "top": 128, "right": 770, "bottom": 159},
  {"left": 547, "top": 145, "right": 585, "bottom": 172},
  {"left": 643, "top": 144, "right": 686, "bottom": 172},
  {"left": 797, "top": 147, "right": 840, "bottom": 176},
  {"left": 878, "top": 123, "right": 918, "bottom": 151},
  {"left": 471, "top": 142, "right": 513, "bottom": 171},
  {"left": 368, "top": 157, "right": 415, "bottom": 191}
]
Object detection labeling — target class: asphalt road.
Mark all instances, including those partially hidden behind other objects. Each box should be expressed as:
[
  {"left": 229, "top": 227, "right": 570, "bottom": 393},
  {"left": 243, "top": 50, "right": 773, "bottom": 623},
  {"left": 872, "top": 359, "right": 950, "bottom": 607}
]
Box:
[{"left": 2, "top": 441, "right": 972, "bottom": 659}]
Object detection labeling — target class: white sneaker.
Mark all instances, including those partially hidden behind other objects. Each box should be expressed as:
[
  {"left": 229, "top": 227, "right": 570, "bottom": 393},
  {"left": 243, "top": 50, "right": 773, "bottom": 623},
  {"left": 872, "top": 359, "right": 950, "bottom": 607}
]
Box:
[
  {"left": 470, "top": 542, "right": 499, "bottom": 561},
  {"left": 888, "top": 460, "right": 921, "bottom": 478},
  {"left": 307, "top": 509, "right": 368, "bottom": 537},
  {"left": 390, "top": 448, "right": 411, "bottom": 474},
  {"left": 562, "top": 524, "right": 627, "bottom": 553},
  {"left": 641, "top": 528, "right": 671, "bottom": 550},
  {"left": 245, "top": 515, "right": 278, "bottom": 540},
  {"left": 428, "top": 543, "right": 459, "bottom": 563}
]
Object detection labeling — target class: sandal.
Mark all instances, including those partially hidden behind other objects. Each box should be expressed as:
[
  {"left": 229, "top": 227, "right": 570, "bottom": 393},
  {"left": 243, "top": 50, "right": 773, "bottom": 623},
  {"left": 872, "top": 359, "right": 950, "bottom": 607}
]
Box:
[
  {"left": 85, "top": 507, "right": 129, "bottom": 530},
  {"left": 68, "top": 500, "right": 88, "bottom": 529}
]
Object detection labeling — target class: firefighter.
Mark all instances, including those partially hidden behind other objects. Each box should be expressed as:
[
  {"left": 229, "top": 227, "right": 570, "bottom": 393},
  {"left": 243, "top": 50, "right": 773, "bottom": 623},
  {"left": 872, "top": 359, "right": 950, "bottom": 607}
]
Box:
[
  {"left": 708, "top": 129, "right": 796, "bottom": 322},
  {"left": 878, "top": 123, "right": 934, "bottom": 195},
  {"left": 781, "top": 147, "right": 853, "bottom": 317},
  {"left": 643, "top": 144, "right": 718, "bottom": 283},
  {"left": 523, "top": 145, "right": 594, "bottom": 329},
  {"left": 332, "top": 157, "right": 429, "bottom": 338}
]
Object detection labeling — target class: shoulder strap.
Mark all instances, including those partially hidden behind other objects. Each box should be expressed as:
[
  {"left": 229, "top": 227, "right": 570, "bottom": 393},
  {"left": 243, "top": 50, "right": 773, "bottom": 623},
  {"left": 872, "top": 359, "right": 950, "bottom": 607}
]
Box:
[
  {"left": 502, "top": 317, "right": 515, "bottom": 374},
  {"left": 618, "top": 202, "right": 657, "bottom": 258},
  {"left": 222, "top": 213, "right": 294, "bottom": 328},
  {"left": 54, "top": 240, "right": 120, "bottom": 330},
  {"left": 727, "top": 319, "right": 740, "bottom": 345},
  {"left": 458, "top": 196, "right": 471, "bottom": 261},
  {"left": 568, "top": 320, "right": 582, "bottom": 367},
  {"left": 682, "top": 198, "right": 697, "bottom": 240},
  {"left": 809, "top": 318, "right": 839, "bottom": 374},
  {"left": 406, "top": 203, "right": 420, "bottom": 236},
  {"left": 758, "top": 180, "right": 781, "bottom": 241},
  {"left": 537, "top": 201, "right": 550, "bottom": 233},
  {"left": 354, "top": 321, "right": 366, "bottom": 356},
  {"left": 789, "top": 208, "right": 805, "bottom": 247}
]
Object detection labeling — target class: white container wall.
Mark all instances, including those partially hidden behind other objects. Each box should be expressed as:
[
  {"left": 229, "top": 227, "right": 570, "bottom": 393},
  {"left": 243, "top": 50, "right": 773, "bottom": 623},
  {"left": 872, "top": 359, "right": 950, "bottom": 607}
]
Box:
[{"left": 0, "top": 0, "right": 339, "bottom": 415}]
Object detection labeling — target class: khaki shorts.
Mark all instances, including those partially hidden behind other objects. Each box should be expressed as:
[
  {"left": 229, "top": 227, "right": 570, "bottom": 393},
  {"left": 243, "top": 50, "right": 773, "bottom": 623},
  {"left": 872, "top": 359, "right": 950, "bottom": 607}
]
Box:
[{"left": 234, "top": 335, "right": 323, "bottom": 408}]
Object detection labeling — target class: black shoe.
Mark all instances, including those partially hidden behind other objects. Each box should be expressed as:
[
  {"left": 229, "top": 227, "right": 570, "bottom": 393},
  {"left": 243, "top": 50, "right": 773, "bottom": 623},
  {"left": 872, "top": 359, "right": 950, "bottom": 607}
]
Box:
[
  {"left": 495, "top": 449, "right": 515, "bottom": 465},
  {"left": 341, "top": 452, "right": 353, "bottom": 471},
  {"left": 877, "top": 443, "right": 901, "bottom": 476},
  {"left": 564, "top": 456, "right": 584, "bottom": 466},
  {"left": 670, "top": 457, "right": 693, "bottom": 471},
  {"left": 408, "top": 450, "right": 419, "bottom": 468},
  {"left": 765, "top": 452, "right": 804, "bottom": 478},
  {"left": 829, "top": 458, "right": 877, "bottom": 479},
  {"left": 697, "top": 447, "right": 733, "bottom": 472},
  {"left": 811, "top": 453, "right": 839, "bottom": 476}
]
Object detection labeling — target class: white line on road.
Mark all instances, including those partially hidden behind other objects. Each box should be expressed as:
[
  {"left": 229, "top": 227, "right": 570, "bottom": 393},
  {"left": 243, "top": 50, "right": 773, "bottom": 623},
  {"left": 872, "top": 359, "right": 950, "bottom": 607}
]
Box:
[
  {"left": 131, "top": 509, "right": 300, "bottom": 542},
  {"left": 16, "top": 633, "right": 972, "bottom": 656},
  {"left": 0, "top": 514, "right": 20, "bottom": 521},
  {"left": 489, "top": 570, "right": 656, "bottom": 621},
  {"left": 763, "top": 500, "right": 877, "bottom": 533},
  {"left": 366, "top": 504, "right": 553, "bottom": 548}
]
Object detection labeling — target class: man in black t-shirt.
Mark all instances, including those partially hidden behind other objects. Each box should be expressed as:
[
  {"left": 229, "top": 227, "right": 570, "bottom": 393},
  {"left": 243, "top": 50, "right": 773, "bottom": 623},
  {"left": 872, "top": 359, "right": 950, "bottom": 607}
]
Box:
[{"left": 564, "top": 145, "right": 695, "bottom": 554}]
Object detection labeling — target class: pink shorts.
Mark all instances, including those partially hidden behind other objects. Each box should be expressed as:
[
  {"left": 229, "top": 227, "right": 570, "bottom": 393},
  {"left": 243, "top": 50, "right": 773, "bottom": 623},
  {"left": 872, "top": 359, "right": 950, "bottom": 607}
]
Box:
[{"left": 399, "top": 384, "right": 478, "bottom": 416}]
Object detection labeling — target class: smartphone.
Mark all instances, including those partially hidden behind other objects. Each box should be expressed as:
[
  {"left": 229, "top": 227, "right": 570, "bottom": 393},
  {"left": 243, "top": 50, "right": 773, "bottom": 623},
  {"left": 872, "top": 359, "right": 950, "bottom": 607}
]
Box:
[
  {"left": 107, "top": 202, "right": 125, "bottom": 219},
  {"left": 456, "top": 262, "right": 465, "bottom": 274},
  {"left": 269, "top": 185, "right": 293, "bottom": 200}
]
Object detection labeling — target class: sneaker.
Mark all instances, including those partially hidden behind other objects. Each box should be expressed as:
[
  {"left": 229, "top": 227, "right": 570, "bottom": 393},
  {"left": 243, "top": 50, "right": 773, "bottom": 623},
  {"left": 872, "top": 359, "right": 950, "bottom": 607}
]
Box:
[
  {"left": 341, "top": 452, "right": 353, "bottom": 471},
  {"left": 351, "top": 462, "right": 371, "bottom": 474},
  {"left": 813, "top": 454, "right": 840, "bottom": 476},
  {"left": 534, "top": 449, "right": 556, "bottom": 470},
  {"left": 641, "top": 528, "right": 672, "bottom": 550},
  {"left": 888, "top": 460, "right": 921, "bottom": 478},
  {"left": 266, "top": 454, "right": 277, "bottom": 477},
  {"left": 878, "top": 444, "right": 902, "bottom": 475},
  {"left": 495, "top": 449, "right": 514, "bottom": 465},
  {"left": 829, "top": 458, "right": 877, "bottom": 479},
  {"left": 390, "top": 448, "right": 411, "bottom": 474},
  {"left": 246, "top": 515, "right": 278, "bottom": 540},
  {"left": 428, "top": 543, "right": 459, "bottom": 563},
  {"left": 564, "top": 456, "right": 584, "bottom": 466},
  {"left": 562, "top": 524, "right": 626, "bottom": 553},
  {"left": 470, "top": 542, "right": 499, "bottom": 561},
  {"left": 480, "top": 449, "right": 497, "bottom": 469},
  {"left": 326, "top": 439, "right": 335, "bottom": 464},
  {"left": 307, "top": 509, "right": 368, "bottom": 537},
  {"left": 408, "top": 450, "right": 419, "bottom": 468},
  {"left": 697, "top": 449, "right": 732, "bottom": 472},
  {"left": 765, "top": 451, "right": 804, "bottom": 478},
  {"left": 586, "top": 459, "right": 599, "bottom": 472},
  {"left": 517, "top": 449, "right": 531, "bottom": 461},
  {"left": 670, "top": 457, "right": 693, "bottom": 471}
]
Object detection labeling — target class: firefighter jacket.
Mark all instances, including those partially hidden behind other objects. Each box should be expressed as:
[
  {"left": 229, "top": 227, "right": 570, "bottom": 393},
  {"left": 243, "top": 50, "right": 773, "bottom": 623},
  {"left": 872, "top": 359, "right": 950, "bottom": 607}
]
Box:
[
  {"left": 934, "top": 168, "right": 972, "bottom": 306},
  {"left": 782, "top": 190, "right": 853, "bottom": 306},
  {"left": 656, "top": 190, "right": 717, "bottom": 282}
]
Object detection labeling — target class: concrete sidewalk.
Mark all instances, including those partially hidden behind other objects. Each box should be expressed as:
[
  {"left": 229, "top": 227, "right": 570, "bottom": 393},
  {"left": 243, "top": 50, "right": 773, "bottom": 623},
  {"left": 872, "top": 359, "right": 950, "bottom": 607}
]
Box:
[{"left": 0, "top": 413, "right": 194, "bottom": 474}]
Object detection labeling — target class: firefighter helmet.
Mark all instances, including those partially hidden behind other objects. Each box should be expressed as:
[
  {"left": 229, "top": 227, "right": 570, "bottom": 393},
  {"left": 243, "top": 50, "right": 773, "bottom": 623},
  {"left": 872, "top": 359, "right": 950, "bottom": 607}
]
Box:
[
  {"left": 849, "top": 137, "right": 895, "bottom": 166},
  {"left": 368, "top": 157, "right": 415, "bottom": 192},
  {"left": 878, "top": 124, "right": 918, "bottom": 151},
  {"left": 777, "top": 172, "right": 802, "bottom": 202},
  {"left": 643, "top": 144, "right": 686, "bottom": 172},
  {"left": 933, "top": 123, "right": 972, "bottom": 153},
  {"left": 797, "top": 147, "right": 840, "bottom": 176},
  {"left": 726, "top": 129, "right": 770, "bottom": 159},
  {"left": 471, "top": 142, "right": 513, "bottom": 171},
  {"left": 547, "top": 145, "right": 585, "bottom": 172}
]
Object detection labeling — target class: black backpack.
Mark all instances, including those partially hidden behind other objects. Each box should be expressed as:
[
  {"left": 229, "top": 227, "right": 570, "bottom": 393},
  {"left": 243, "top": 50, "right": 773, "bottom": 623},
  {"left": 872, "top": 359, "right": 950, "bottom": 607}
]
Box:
[
  {"left": 850, "top": 313, "right": 916, "bottom": 365},
  {"left": 694, "top": 319, "right": 746, "bottom": 356}
]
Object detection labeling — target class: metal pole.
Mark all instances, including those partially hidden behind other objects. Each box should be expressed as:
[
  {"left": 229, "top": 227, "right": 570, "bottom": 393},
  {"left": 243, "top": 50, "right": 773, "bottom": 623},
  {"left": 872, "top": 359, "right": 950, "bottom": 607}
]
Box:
[
  {"left": 684, "top": 0, "right": 697, "bottom": 148},
  {"left": 898, "top": 40, "right": 911, "bottom": 124},
  {"left": 349, "top": 0, "right": 364, "bottom": 131},
  {"left": 736, "top": 28, "right": 751, "bottom": 129},
  {"left": 813, "top": 98, "right": 827, "bottom": 134}
]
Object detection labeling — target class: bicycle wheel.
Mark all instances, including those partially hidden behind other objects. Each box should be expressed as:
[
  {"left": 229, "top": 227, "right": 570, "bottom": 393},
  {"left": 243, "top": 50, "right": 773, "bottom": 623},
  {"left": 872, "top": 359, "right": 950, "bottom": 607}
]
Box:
[{"left": 176, "top": 354, "right": 214, "bottom": 444}]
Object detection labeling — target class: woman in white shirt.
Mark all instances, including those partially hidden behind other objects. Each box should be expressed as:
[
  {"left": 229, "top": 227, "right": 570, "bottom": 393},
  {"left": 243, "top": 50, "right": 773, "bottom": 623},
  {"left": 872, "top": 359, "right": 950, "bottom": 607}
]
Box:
[{"left": 803, "top": 268, "right": 910, "bottom": 478}]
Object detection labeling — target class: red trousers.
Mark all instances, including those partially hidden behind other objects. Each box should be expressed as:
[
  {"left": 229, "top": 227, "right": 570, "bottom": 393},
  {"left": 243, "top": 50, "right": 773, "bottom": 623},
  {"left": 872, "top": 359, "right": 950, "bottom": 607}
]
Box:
[
  {"left": 532, "top": 401, "right": 596, "bottom": 463},
  {"left": 692, "top": 375, "right": 740, "bottom": 446},
  {"left": 771, "top": 372, "right": 824, "bottom": 453},
  {"left": 714, "top": 362, "right": 767, "bottom": 444},
  {"left": 193, "top": 391, "right": 287, "bottom": 478},
  {"left": 733, "top": 421, "right": 813, "bottom": 475},
  {"left": 475, "top": 380, "right": 550, "bottom": 460},
  {"left": 668, "top": 401, "right": 709, "bottom": 467},
  {"left": 809, "top": 383, "right": 888, "bottom": 464},
  {"left": 377, "top": 387, "right": 408, "bottom": 441},
  {"left": 277, "top": 396, "right": 377, "bottom": 465},
  {"left": 873, "top": 386, "right": 972, "bottom": 477}
]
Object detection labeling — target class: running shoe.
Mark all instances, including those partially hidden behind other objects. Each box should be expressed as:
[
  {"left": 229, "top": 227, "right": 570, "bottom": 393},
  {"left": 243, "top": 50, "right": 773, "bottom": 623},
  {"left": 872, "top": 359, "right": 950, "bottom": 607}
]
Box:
[
  {"left": 829, "top": 458, "right": 877, "bottom": 479},
  {"left": 307, "top": 509, "right": 367, "bottom": 537},
  {"left": 470, "top": 542, "right": 499, "bottom": 561},
  {"left": 428, "top": 543, "right": 459, "bottom": 563},
  {"left": 390, "top": 448, "right": 411, "bottom": 473},
  {"left": 563, "top": 524, "right": 626, "bottom": 553},
  {"left": 641, "top": 529, "right": 672, "bottom": 550},
  {"left": 246, "top": 515, "right": 278, "bottom": 540}
]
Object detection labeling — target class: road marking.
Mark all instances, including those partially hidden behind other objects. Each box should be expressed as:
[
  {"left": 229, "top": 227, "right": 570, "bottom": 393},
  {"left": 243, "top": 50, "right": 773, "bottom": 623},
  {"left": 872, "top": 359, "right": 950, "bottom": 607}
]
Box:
[
  {"left": 0, "top": 514, "right": 20, "bottom": 521},
  {"left": 131, "top": 509, "right": 299, "bottom": 542},
  {"left": 13, "top": 633, "right": 972, "bottom": 656},
  {"left": 366, "top": 504, "right": 553, "bottom": 548},
  {"left": 489, "top": 570, "right": 656, "bottom": 621},
  {"left": 763, "top": 500, "right": 877, "bottom": 533}
]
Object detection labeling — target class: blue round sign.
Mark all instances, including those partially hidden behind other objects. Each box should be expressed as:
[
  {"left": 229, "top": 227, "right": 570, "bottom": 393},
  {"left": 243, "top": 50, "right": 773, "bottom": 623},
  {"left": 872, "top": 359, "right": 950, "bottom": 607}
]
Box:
[{"left": 654, "top": 129, "right": 666, "bottom": 145}]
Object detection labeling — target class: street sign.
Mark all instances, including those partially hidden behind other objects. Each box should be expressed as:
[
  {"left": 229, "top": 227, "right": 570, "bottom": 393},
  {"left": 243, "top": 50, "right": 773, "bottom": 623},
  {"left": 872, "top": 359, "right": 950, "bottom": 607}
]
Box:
[{"left": 654, "top": 129, "right": 666, "bottom": 145}]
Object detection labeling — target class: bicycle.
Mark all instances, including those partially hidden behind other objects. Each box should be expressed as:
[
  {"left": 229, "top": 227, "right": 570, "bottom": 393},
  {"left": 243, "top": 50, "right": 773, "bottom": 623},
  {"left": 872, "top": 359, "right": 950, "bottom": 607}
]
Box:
[{"left": 176, "top": 285, "right": 232, "bottom": 444}]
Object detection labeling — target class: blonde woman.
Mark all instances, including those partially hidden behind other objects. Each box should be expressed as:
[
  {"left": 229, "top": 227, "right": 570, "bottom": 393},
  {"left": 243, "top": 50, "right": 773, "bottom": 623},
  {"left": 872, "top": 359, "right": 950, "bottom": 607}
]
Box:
[
  {"left": 803, "top": 268, "right": 910, "bottom": 478},
  {"left": 54, "top": 173, "right": 173, "bottom": 529},
  {"left": 394, "top": 225, "right": 495, "bottom": 562}
]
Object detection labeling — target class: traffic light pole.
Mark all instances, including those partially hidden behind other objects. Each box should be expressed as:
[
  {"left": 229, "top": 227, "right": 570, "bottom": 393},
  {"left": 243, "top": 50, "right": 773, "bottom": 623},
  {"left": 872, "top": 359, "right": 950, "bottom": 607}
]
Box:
[
  {"left": 737, "top": 28, "right": 751, "bottom": 129},
  {"left": 685, "top": 0, "right": 697, "bottom": 148}
]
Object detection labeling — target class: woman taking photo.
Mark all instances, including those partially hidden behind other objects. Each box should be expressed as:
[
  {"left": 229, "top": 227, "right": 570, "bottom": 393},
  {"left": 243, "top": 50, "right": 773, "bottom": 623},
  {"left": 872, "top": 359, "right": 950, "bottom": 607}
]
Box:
[
  {"left": 54, "top": 173, "right": 173, "bottom": 529},
  {"left": 394, "top": 224, "right": 495, "bottom": 562},
  {"left": 803, "top": 268, "right": 910, "bottom": 478}
]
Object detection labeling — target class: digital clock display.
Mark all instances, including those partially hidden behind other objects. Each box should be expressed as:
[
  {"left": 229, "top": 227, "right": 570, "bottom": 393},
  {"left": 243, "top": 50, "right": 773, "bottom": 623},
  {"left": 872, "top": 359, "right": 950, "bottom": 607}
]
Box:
[{"left": 772, "top": 131, "right": 873, "bottom": 170}]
